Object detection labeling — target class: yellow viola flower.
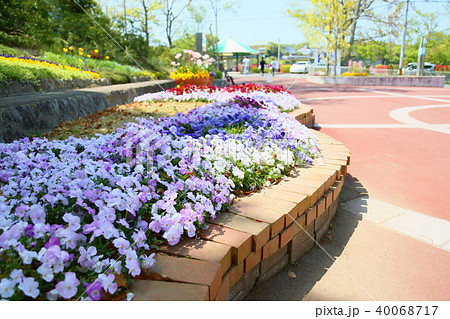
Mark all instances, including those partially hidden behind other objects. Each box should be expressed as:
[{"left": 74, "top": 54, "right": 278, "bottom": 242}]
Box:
[
  {"left": 78, "top": 59, "right": 83, "bottom": 63},
  {"left": 79, "top": 52, "right": 83, "bottom": 56},
  {"left": 87, "top": 54, "right": 91, "bottom": 58},
  {"left": 63, "top": 48, "right": 68, "bottom": 53},
  {"left": 68, "top": 46, "right": 73, "bottom": 51},
  {"left": 94, "top": 49, "right": 99, "bottom": 54},
  {"left": 78, "top": 48, "right": 83, "bottom": 52},
  {"left": 105, "top": 56, "right": 110, "bottom": 60}
]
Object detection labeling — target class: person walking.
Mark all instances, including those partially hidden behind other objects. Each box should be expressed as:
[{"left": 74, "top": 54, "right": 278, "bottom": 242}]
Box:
[
  {"left": 260, "top": 58, "right": 266, "bottom": 76},
  {"left": 270, "top": 59, "right": 277, "bottom": 76},
  {"left": 243, "top": 56, "right": 250, "bottom": 74}
]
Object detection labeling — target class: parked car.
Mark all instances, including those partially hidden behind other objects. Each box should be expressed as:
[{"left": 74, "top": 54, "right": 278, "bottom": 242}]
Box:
[
  {"left": 405, "top": 62, "right": 436, "bottom": 75},
  {"left": 290, "top": 60, "right": 311, "bottom": 74}
]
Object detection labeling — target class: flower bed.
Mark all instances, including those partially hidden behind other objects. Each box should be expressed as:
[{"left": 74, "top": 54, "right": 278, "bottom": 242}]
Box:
[
  {"left": 0, "top": 85, "right": 319, "bottom": 300},
  {"left": 0, "top": 54, "right": 100, "bottom": 81},
  {"left": 134, "top": 84, "right": 300, "bottom": 112}
]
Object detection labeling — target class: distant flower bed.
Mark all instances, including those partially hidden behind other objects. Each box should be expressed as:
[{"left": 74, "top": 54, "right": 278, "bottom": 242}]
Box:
[
  {"left": 341, "top": 72, "right": 368, "bottom": 76},
  {"left": 0, "top": 86, "right": 318, "bottom": 300},
  {"left": 134, "top": 84, "right": 300, "bottom": 112},
  {"left": 169, "top": 50, "right": 215, "bottom": 81},
  {"left": 0, "top": 54, "right": 100, "bottom": 79}
]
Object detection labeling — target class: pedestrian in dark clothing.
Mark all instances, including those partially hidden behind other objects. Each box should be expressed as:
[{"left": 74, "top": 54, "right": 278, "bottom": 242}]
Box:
[{"left": 260, "top": 58, "right": 266, "bottom": 76}]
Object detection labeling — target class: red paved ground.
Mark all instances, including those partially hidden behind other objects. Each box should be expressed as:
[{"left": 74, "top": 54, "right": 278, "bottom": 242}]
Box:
[{"left": 238, "top": 76, "right": 450, "bottom": 221}]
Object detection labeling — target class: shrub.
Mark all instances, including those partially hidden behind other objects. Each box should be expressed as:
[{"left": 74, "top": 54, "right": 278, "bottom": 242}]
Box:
[
  {"left": 283, "top": 65, "right": 291, "bottom": 73},
  {"left": 250, "top": 67, "right": 260, "bottom": 73}
]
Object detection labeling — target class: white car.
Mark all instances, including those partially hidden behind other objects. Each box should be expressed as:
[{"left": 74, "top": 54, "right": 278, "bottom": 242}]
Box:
[
  {"left": 405, "top": 62, "right": 436, "bottom": 75},
  {"left": 290, "top": 61, "right": 311, "bottom": 73}
]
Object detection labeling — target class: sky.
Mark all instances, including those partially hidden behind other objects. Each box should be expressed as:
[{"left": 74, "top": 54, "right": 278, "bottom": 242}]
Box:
[{"left": 103, "top": 0, "right": 449, "bottom": 47}]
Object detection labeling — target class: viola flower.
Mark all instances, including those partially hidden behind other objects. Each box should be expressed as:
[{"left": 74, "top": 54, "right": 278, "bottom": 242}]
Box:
[
  {"left": 55, "top": 272, "right": 80, "bottom": 299},
  {"left": 85, "top": 280, "right": 103, "bottom": 301},
  {"left": 99, "top": 274, "right": 117, "bottom": 295},
  {"left": 0, "top": 278, "right": 15, "bottom": 299},
  {"left": 9, "top": 269, "right": 24, "bottom": 284},
  {"left": 113, "top": 237, "right": 130, "bottom": 255},
  {"left": 18, "top": 277, "right": 40, "bottom": 299}
]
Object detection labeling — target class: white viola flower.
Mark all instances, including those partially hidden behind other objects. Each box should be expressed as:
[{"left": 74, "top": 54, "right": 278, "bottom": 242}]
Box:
[
  {"left": 63, "top": 213, "right": 81, "bottom": 231},
  {"left": 0, "top": 278, "right": 15, "bottom": 299},
  {"left": 19, "top": 250, "right": 38, "bottom": 265},
  {"left": 37, "top": 265, "right": 54, "bottom": 282},
  {"left": 232, "top": 166, "right": 245, "bottom": 179},
  {"left": 9, "top": 269, "right": 23, "bottom": 284},
  {"left": 18, "top": 277, "right": 39, "bottom": 299},
  {"left": 46, "top": 289, "right": 59, "bottom": 301},
  {"left": 0, "top": 204, "right": 12, "bottom": 217}
]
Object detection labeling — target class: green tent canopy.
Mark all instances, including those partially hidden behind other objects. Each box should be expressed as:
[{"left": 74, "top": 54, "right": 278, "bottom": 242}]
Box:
[
  {"left": 209, "top": 37, "right": 259, "bottom": 72},
  {"left": 211, "top": 36, "right": 259, "bottom": 56}
]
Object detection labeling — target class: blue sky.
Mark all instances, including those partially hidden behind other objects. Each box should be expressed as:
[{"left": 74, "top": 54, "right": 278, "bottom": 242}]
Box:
[{"left": 103, "top": 0, "right": 449, "bottom": 47}]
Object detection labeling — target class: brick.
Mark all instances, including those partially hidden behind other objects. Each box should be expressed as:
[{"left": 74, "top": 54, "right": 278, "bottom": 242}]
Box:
[
  {"left": 142, "top": 254, "right": 222, "bottom": 301},
  {"left": 280, "top": 225, "right": 294, "bottom": 248},
  {"left": 288, "top": 176, "right": 326, "bottom": 200},
  {"left": 316, "top": 197, "right": 326, "bottom": 217},
  {"left": 159, "top": 237, "right": 232, "bottom": 275},
  {"left": 315, "top": 220, "right": 330, "bottom": 243},
  {"left": 264, "top": 184, "right": 310, "bottom": 218},
  {"left": 244, "top": 248, "right": 262, "bottom": 273},
  {"left": 229, "top": 262, "right": 244, "bottom": 288},
  {"left": 329, "top": 198, "right": 339, "bottom": 220},
  {"left": 315, "top": 205, "right": 330, "bottom": 232},
  {"left": 215, "top": 273, "right": 230, "bottom": 301},
  {"left": 293, "top": 218, "right": 315, "bottom": 245},
  {"left": 230, "top": 201, "right": 284, "bottom": 239},
  {"left": 198, "top": 224, "right": 252, "bottom": 264},
  {"left": 324, "top": 190, "right": 333, "bottom": 209},
  {"left": 306, "top": 207, "right": 316, "bottom": 225},
  {"left": 293, "top": 213, "right": 306, "bottom": 236},
  {"left": 275, "top": 182, "right": 319, "bottom": 209},
  {"left": 210, "top": 211, "right": 270, "bottom": 251},
  {"left": 259, "top": 245, "right": 289, "bottom": 283},
  {"left": 132, "top": 280, "right": 209, "bottom": 301},
  {"left": 228, "top": 265, "right": 259, "bottom": 301},
  {"left": 262, "top": 235, "right": 280, "bottom": 260},
  {"left": 290, "top": 232, "right": 315, "bottom": 262},
  {"left": 236, "top": 192, "right": 298, "bottom": 223}
]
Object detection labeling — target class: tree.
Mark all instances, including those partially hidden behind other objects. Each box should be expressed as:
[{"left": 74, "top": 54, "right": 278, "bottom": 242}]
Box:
[
  {"left": 288, "top": 0, "right": 357, "bottom": 75},
  {"left": 0, "top": 0, "right": 53, "bottom": 48},
  {"left": 158, "top": 0, "right": 193, "bottom": 48}
]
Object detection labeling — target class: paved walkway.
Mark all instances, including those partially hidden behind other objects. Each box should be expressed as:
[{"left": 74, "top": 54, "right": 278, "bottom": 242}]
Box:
[{"left": 235, "top": 74, "right": 450, "bottom": 301}]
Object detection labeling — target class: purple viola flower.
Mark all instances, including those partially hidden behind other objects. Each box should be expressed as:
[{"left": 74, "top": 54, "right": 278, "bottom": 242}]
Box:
[
  {"left": 84, "top": 280, "right": 103, "bottom": 301},
  {"left": 55, "top": 272, "right": 80, "bottom": 299},
  {"left": 44, "top": 236, "right": 60, "bottom": 249},
  {"left": 24, "top": 224, "right": 34, "bottom": 237}
]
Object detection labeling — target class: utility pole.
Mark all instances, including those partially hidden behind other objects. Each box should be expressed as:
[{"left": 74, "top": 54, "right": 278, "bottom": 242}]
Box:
[
  {"left": 277, "top": 38, "right": 281, "bottom": 72},
  {"left": 398, "top": 0, "right": 410, "bottom": 75},
  {"left": 417, "top": 37, "right": 427, "bottom": 76}
]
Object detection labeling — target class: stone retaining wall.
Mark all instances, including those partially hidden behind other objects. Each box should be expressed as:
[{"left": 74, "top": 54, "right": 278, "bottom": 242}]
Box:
[
  {"left": 130, "top": 112, "right": 351, "bottom": 301},
  {"left": 305, "top": 75, "right": 445, "bottom": 87},
  {"left": 0, "top": 80, "right": 175, "bottom": 143},
  {"left": 0, "top": 77, "right": 159, "bottom": 97}
]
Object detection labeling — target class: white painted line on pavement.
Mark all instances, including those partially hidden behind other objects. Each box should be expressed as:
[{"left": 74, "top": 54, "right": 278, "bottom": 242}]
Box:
[
  {"left": 360, "top": 88, "right": 450, "bottom": 103},
  {"left": 340, "top": 196, "right": 450, "bottom": 252},
  {"left": 389, "top": 104, "right": 450, "bottom": 134}
]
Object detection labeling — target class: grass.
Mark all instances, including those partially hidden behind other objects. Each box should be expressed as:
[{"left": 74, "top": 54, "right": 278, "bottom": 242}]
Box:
[{"left": 44, "top": 101, "right": 206, "bottom": 140}]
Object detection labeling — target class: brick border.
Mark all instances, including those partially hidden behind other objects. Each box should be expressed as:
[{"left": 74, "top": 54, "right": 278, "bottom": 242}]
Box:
[{"left": 130, "top": 108, "right": 350, "bottom": 301}]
